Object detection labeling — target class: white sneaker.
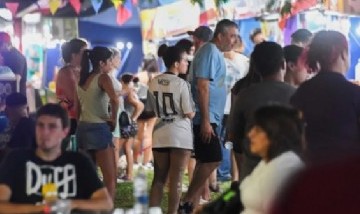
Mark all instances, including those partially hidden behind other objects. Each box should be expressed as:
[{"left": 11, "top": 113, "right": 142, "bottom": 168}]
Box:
[
  {"left": 133, "top": 163, "right": 141, "bottom": 170},
  {"left": 199, "top": 198, "right": 209, "bottom": 205},
  {"left": 181, "top": 184, "right": 188, "bottom": 192},
  {"left": 144, "top": 162, "right": 154, "bottom": 170}
]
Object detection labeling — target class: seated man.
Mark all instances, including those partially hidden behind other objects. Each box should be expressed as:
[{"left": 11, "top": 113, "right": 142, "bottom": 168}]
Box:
[
  {"left": 0, "top": 93, "right": 36, "bottom": 162},
  {"left": 3, "top": 93, "right": 36, "bottom": 148},
  {"left": 0, "top": 103, "right": 113, "bottom": 213}
]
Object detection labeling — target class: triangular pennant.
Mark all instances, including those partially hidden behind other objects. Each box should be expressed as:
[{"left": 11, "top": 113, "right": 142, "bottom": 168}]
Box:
[
  {"left": 91, "top": 0, "right": 103, "bottom": 13},
  {"left": 69, "top": 0, "right": 81, "bottom": 14},
  {"left": 49, "top": 0, "right": 61, "bottom": 15},
  {"left": 116, "top": 0, "right": 132, "bottom": 25},
  {"left": 112, "top": 0, "right": 122, "bottom": 9},
  {"left": 5, "top": 2, "right": 19, "bottom": 16}
]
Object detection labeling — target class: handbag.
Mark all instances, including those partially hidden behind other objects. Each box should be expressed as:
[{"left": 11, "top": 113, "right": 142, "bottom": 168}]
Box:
[{"left": 119, "top": 111, "right": 138, "bottom": 139}]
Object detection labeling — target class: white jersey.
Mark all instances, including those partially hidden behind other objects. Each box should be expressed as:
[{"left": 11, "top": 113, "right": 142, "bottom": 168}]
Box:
[
  {"left": 224, "top": 53, "right": 249, "bottom": 114},
  {"left": 148, "top": 73, "right": 195, "bottom": 149}
]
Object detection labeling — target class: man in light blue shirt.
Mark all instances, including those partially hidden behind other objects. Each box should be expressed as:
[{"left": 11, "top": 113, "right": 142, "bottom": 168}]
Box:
[{"left": 179, "top": 19, "right": 238, "bottom": 213}]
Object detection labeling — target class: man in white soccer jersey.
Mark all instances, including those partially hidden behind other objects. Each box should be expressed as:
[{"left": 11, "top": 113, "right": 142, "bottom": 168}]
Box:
[{"left": 179, "top": 19, "right": 239, "bottom": 213}]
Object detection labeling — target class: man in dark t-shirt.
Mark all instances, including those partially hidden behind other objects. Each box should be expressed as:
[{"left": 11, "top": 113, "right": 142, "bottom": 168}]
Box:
[
  {"left": 0, "top": 104, "right": 113, "bottom": 213},
  {"left": 1, "top": 93, "right": 35, "bottom": 148},
  {"left": 0, "top": 32, "right": 27, "bottom": 96},
  {"left": 0, "top": 93, "right": 35, "bottom": 162},
  {"left": 227, "top": 42, "right": 296, "bottom": 182}
]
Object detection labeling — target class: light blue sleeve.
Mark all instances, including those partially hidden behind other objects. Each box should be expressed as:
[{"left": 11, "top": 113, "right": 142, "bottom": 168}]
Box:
[{"left": 193, "top": 44, "right": 218, "bottom": 81}]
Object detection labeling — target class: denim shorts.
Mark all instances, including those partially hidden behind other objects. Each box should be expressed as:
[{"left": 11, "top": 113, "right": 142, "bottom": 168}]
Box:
[{"left": 76, "top": 122, "right": 113, "bottom": 150}]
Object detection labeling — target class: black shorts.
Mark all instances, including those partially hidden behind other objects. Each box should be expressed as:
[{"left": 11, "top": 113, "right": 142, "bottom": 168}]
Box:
[
  {"left": 69, "top": 119, "right": 77, "bottom": 135},
  {"left": 153, "top": 147, "right": 191, "bottom": 153},
  {"left": 233, "top": 141, "right": 242, "bottom": 154},
  {"left": 138, "top": 110, "right": 156, "bottom": 120},
  {"left": 138, "top": 99, "right": 156, "bottom": 120},
  {"left": 193, "top": 124, "right": 222, "bottom": 163}
]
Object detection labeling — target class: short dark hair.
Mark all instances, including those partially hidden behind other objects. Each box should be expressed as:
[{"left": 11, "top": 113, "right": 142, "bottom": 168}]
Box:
[
  {"left": 121, "top": 73, "right": 134, "bottom": 84},
  {"left": 291, "top": 29, "right": 312, "bottom": 45},
  {"left": 250, "top": 28, "right": 262, "bottom": 42},
  {"left": 175, "top": 39, "right": 193, "bottom": 54},
  {"left": 252, "top": 41, "right": 284, "bottom": 77},
  {"left": 284, "top": 45, "right": 304, "bottom": 64},
  {"left": 157, "top": 44, "right": 168, "bottom": 58},
  {"left": 6, "top": 92, "right": 27, "bottom": 107},
  {"left": 36, "top": 103, "right": 69, "bottom": 129},
  {"left": 61, "top": 38, "right": 87, "bottom": 63},
  {"left": 162, "top": 46, "right": 186, "bottom": 69},
  {"left": 253, "top": 104, "right": 304, "bottom": 161},
  {"left": 213, "top": 19, "right": 238, "bottom": 38}
]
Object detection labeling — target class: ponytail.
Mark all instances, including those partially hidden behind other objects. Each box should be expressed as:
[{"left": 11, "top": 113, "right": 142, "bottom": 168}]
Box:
[
  {"left": 79, "top": 49, "right": 91, "bottom": 87},
  {"left": 78, "top": 46, "right": 113, "bottom": 87}
]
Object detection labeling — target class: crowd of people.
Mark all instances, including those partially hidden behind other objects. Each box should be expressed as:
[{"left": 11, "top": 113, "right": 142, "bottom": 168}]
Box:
[{"left": 0, "top": 17, "right": 360, "bottom": 214}]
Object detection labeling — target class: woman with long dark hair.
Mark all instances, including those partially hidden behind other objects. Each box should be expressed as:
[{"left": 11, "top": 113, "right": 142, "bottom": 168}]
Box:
[
  {"left": 76, "top": 46, "right": 119, "bottom": 199},
  {"left": 240, "top": 104, "right": 304, "bottom": 214}
]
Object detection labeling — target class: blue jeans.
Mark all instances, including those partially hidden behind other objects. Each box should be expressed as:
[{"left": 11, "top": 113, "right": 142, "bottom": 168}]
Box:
[{"left": 217, "top": 116, "right": 231, "bottom": 180}]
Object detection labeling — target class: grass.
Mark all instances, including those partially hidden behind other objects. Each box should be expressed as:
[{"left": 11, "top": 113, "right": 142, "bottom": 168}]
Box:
[{"left": 114, "top": 169, "right": 231, "bottom": 212}]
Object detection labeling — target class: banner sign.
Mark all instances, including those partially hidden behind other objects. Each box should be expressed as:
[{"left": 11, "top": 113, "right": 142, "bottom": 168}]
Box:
[
  {"left": 324, "top": 0, "right": 360, "bottom": 15},
  {"left": 140, "top": 0, "right": 200, "bottom": 40}
]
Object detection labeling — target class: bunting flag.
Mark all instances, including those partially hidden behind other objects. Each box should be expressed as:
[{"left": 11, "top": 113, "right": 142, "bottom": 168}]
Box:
[
  {"left": 69, "top": 0, "right": 81, "bottom": 14},
  {"left": 49, "top": 0, "right": 61, "bottom": 14},
  {"left": 5, "top": 2, "right": 19, "bottom": 16},
  {"left": 117, "top": 0, "right": 132, "bottom": 25},
  {"left": 199, "top": 0, "right": 217, "bottom": 25},
  {"left": 112, "top": 0, "right": 122, "bottom": 9},
  {"left": 132, "top": 0, "right": 138, "bottom": 6},
  {"left": 91, "top": 0, "right": 103, "bottom": 13}
]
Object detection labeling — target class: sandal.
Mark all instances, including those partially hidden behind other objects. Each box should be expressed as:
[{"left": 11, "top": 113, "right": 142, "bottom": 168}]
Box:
[{"left": 178, "top": 201, "right": 194, "bottom": 214}]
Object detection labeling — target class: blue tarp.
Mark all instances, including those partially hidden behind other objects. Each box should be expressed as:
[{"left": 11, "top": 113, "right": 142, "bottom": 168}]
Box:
[{"left": 79, "top": 7, "right": 143, "bottom": 76}]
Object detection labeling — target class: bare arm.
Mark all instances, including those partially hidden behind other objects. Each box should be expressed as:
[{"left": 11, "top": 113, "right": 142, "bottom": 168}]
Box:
[
  {"left": 71, "top": 187, "right": 113, "bottom": 211},
  {"left": 99, "top": 73, "right": 119, "bottom": 130},
  {"left": 197, "top": 78, "right": 215, "bottom": 142},
  {"left": 56, "top": 67, "right": 77, "bottom": 109},
  {"left": 185, "top": 112, "right": 195, "bottom": 119},
  {"left": 0, "top": 185, "right": 113, "bottom": 213},
  {"left": 0, "top": 185, "right": 44, "bottom": 214},
  {"left": 76, "top": 94, "right": 81, "bottom": 121},
  {"left": 126, "top": 90, "right": 144, "bottom": 121}
]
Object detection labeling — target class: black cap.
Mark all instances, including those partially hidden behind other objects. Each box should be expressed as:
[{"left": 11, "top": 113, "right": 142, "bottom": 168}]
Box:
[
  {"left": 188, "top": 26, "right": 213, "bottom": 42},
  {"left": 6, "top": 92, "right": 27, "bottom": 107}
]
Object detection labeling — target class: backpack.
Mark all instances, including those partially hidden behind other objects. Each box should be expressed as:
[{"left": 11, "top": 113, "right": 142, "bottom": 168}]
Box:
[{"left": 119, "top": 111, "right": 138, "bottom": 139}]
